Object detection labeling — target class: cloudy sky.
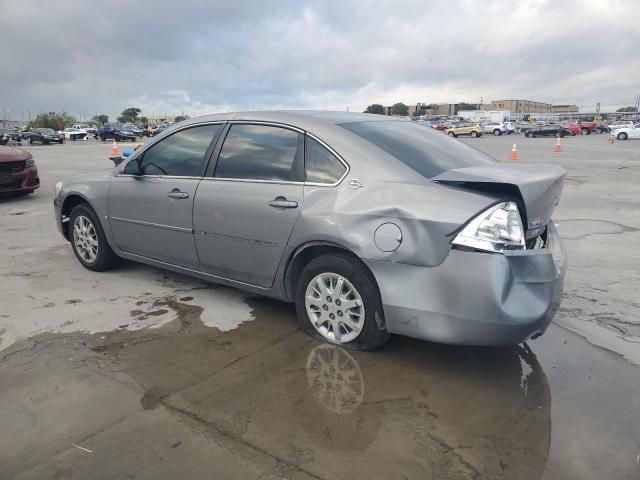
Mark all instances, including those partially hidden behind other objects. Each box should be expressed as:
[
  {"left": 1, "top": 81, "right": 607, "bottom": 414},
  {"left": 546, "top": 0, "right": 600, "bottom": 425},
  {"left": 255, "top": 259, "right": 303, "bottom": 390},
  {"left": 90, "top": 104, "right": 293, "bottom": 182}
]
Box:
[{"left": 1, "top": 0, "right": 639, "bottom": 121}]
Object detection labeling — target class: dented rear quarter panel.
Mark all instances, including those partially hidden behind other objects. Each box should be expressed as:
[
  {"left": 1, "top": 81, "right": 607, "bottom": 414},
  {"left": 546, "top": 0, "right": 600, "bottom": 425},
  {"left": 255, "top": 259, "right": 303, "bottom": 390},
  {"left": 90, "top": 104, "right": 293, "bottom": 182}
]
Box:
[{"left": 290, "top": 180, "right": 500, "bottom": 267}]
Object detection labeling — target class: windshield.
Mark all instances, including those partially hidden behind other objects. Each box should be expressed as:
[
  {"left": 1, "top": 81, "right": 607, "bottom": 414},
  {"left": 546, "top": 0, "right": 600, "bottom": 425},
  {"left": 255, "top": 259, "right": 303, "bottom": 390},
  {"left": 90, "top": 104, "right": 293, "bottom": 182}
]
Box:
[
  {"left": 339, "top": 120, "right": 497, "bottom": 178},
  {"left": 39, "top": 129, "right": 56, "bottom": 134}
]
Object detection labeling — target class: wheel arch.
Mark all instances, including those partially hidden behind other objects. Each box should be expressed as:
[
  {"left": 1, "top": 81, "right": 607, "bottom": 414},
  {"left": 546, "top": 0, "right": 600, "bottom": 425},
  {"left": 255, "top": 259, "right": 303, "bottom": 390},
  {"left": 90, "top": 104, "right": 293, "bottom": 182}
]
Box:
[
  {"left": 60, "top": 193, "right": 96, "bottom": 241},
  {"left": 282, "top": 241, "right": 380, "bottom": 304}
]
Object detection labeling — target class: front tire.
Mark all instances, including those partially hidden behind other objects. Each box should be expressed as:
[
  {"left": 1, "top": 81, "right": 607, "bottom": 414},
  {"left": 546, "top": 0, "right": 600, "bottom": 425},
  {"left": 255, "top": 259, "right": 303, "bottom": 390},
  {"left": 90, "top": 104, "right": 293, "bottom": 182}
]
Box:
[
  {"left": 295, "top": 253, "right": 389, "bottom": 350},
  {"left": 69, "top": 204, "right": 119, "bottom": 271},
  {"left": 526, "top": 131, "right": 534, "bottom": 138},
  {"left": 618, "top": 132, "right": 628, "bottom": 140},
  {"left": 470, "top": 131, "right": 478, "bottom": 138},
  {"left": 448, "top": 131, "right": 456, "bottom": 137},
  {"left": 493, "top": 129, "right": 501, "bottom": 136},
  {"left": 581, "top": 128, "right": 589, "bottom": 135}
]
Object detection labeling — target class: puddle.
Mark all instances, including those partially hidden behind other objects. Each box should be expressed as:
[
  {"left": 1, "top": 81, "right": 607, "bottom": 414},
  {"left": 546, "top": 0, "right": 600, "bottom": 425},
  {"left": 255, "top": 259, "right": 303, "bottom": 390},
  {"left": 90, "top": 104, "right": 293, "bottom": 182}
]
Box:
[
  {"left": 2, "top": 298, "right": 639, "bottom": 479},
  {"left": 0, "top": 262, "right": 255, "bottom": 352}
]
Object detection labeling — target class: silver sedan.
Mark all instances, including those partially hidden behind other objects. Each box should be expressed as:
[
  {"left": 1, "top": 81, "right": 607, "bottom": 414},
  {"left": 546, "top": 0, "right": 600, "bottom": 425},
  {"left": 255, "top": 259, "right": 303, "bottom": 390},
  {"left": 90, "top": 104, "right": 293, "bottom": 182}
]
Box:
[{"left": 54, "top": 111, "right": 567, "bottom": 349}]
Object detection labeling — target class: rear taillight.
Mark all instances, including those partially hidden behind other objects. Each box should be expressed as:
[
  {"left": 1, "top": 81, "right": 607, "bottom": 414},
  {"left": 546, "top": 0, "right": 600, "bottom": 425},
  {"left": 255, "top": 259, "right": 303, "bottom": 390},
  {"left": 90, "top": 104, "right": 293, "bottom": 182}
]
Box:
[{"left": 452, "top": 201, "right": 525, "bottom": 253}]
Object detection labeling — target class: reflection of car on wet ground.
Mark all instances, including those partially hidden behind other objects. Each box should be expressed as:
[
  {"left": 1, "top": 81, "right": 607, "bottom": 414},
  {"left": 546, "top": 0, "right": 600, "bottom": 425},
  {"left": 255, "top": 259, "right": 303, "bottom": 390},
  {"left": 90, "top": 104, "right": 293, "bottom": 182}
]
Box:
[
  {"left": 54, "top": 111, "right": 567, "bottom": 349},
  {"left": 0, "top": 145, "right": 40, "bottom": 195}
]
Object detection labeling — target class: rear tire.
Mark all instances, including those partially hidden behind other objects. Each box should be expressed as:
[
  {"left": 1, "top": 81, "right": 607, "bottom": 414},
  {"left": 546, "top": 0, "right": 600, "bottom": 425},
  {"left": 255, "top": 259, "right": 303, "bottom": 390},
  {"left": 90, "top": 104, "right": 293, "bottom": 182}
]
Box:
[
  {"left": 526, "top": 131, "right": 534, "bottom": 138},
  {"left": 493, "top": 129, "right": 501, "bottom": 136},
  {"left": 618, "top": 132, "right": 628, "bottom": 140},
  {"left": 448, "top": 132, "right": 456, "bottom": 137},
  {"left": 581, "top": 128, "right": 589, "bottom": 135},
  {"left": 470, "top": 131, "right": 478, "bottom": 138},
  {"left": 555, "top": 132, "right": 561, "bottom": 138},
  {"left": 68, "top": 204, "right": 119, "bottom": 272},
  {"left": 295, "top": 253, "right": 389, "bottom": 350}
]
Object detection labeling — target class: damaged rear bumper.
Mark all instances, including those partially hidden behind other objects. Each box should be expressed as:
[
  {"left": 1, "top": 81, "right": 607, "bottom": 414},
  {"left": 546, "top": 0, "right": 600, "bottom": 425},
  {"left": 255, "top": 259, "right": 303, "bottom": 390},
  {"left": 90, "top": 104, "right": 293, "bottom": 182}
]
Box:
[{"left": 365, "top": 223, "right": 567, "bottom": 346}]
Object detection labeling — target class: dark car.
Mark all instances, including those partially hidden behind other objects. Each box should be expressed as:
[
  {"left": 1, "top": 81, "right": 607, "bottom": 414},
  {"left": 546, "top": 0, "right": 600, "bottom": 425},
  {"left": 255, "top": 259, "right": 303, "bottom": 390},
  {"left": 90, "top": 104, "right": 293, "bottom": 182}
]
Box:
[
  {"left": 594, "top": 123, "right": 611, "bottom": 134},
  {"left": 525, "top": 125, "right": 572, "bottom": 138},
  {"left": 122, "top": 124, "right": 145, "bottom": 137},
  {"left": 99, "top": 124, "right": 137, "bottom": 142},
  {"left": 0, "top": 145, "right": 40, "bottom": 195},
  {"left": 29, "top": 128, "right": 64, "bottom": 144}
]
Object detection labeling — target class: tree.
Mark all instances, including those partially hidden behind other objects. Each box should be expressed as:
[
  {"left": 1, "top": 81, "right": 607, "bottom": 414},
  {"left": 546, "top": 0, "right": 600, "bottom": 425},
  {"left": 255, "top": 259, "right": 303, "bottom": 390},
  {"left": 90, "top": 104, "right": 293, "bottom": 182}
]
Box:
[
  {"left": 391, "top": 102, "right": 409, "bottom": 116},
  {"left": 616, "top": 106, "right": 636, "bottom": 112},
  {"left": 28, "top": 112, "right": 76, "bottom": 130},
  {"left": 118, "top": 107, "right": 142, "bottom": 124},
  {"left": 174, "top": 115, "right": 187, "bottom": 122},
  {"left": 364, "top": 104, "right": 385, "bottom": 115},
  {"left": 93, "top": 114, "right": 109, "bottom": 125},
  {"left": 139, "top": 116, "right": 149, "bottom": 125}
]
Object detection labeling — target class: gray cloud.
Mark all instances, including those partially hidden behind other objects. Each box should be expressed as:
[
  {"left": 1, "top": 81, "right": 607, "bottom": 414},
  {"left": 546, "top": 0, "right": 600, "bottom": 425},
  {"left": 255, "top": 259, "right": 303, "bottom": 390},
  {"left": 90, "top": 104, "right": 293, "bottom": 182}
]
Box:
[{"left": 1, "top": 0, "right": 639, "bottom": 121}]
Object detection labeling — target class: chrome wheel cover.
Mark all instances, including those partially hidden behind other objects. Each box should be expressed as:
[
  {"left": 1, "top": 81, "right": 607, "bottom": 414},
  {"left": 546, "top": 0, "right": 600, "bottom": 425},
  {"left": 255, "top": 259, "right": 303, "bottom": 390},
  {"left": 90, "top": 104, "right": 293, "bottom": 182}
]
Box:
[
  {"left": 305, "top": 272, "right": 364, "bottom": 344},
  {"left": 73, "top": 215, "right": 99, "bottom": 263},
  {"left": 306, "top": 344, "right": 364, "bottom": 413}
]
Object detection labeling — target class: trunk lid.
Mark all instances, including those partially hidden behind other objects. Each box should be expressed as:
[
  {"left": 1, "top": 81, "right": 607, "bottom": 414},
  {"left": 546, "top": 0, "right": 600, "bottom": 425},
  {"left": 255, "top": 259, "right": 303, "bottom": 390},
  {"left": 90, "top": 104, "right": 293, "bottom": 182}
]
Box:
[{"left": 433, "top": 164, "right": 566, "bottom": 238}]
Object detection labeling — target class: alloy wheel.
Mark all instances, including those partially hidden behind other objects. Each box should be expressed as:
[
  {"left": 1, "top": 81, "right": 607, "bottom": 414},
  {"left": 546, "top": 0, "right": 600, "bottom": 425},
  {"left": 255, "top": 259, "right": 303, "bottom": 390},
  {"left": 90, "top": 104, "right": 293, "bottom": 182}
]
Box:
[
  {"left": 305, "top": 272, "right": 364, "bottom": 344},
  {"left": 73, "top": 215, "right": 99, "bottom": 263}
]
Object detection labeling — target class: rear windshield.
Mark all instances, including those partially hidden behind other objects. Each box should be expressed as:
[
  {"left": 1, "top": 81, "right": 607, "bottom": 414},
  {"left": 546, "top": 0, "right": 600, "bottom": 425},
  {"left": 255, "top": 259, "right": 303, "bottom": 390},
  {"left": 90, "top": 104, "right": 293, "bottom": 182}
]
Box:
[{"left": 339, "top": 120, "right": 497, "bottom": 178}]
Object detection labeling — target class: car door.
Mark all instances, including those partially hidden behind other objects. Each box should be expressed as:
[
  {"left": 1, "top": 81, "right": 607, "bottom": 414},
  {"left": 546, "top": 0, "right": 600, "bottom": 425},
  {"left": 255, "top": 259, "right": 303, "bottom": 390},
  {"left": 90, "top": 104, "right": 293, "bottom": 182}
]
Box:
[
  {"left": 108, "top": 123, "right": 224, "bottom": 268},
  {"left": 193, "top": 123, "right": 305, "bottom": 288}
]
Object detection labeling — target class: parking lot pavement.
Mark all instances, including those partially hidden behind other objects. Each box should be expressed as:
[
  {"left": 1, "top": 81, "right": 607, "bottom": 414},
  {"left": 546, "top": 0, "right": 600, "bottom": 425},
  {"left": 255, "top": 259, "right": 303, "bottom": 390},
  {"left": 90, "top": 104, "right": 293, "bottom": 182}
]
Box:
[{"left": 1, "top": 135, "right": 639, "bottom": 479}]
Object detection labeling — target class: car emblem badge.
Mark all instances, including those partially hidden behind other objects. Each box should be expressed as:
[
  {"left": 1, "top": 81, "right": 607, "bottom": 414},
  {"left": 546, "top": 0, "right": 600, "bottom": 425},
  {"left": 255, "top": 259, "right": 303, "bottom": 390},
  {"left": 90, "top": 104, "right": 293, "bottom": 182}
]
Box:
[{"left": 349, "top": 179, "right": 363, "bottom": 189}]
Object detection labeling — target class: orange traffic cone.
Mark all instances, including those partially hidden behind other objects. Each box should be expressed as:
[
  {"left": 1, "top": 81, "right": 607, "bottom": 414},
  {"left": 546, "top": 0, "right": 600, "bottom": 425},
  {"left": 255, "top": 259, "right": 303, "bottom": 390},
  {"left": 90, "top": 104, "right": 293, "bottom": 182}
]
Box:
[
  {"left": 509, "top": 143, "right": 518, "bottom": 160},
  {"left": 554, "top": 137, "right": 562, "bottom": 152},
  {"left": 111, "top": 139, "right": 120, "bottom": 157}
]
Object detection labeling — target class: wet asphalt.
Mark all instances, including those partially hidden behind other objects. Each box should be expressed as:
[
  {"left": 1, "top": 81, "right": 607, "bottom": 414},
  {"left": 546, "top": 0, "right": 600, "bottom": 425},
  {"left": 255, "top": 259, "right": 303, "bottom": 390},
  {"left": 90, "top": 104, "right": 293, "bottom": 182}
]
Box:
[{"left": 0, "top": 133, "right": 638, "bottom": 479}]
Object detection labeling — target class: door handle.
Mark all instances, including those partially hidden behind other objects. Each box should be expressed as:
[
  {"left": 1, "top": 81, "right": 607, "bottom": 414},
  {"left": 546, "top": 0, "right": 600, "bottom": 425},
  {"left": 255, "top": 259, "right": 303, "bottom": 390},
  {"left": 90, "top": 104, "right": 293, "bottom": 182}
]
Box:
[
  {"left": 167, "top": 190, "right": 189, "bottom": 199},
  {"left": 269, "top": 197, "right": 298, "bottom": 209}
]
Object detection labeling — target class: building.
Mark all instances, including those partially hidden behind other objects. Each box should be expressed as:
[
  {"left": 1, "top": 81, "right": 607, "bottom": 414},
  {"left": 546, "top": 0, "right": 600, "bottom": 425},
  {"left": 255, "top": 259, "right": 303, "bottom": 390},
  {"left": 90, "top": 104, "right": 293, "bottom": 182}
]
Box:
[
  {"left": 484, "top": 99, "right": 552, "bottom": 114},
  {"left": 551, "top": 104, "right": 579, "bottom": 113},
  {"left": 436, "top": 103, "right": 464, "bottom": 116},
  {"left": 382, "top": 103, "right": 434, "bottom": 117},
  {"left": 145, "top": 115, "right": 179, "bottom": 124}
]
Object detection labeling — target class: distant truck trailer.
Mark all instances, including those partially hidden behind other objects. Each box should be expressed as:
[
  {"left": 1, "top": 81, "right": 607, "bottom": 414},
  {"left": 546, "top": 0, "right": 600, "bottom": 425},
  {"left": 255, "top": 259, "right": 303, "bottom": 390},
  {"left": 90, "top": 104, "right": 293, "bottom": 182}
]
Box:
[{"left": 458, "top": 110, "right": 511, "bottom": 123}]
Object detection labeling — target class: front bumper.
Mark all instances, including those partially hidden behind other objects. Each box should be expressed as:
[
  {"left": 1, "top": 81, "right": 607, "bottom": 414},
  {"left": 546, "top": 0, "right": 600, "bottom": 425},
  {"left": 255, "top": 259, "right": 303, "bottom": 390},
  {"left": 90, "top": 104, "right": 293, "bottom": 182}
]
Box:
[
  {"left": 0, "top": 165, "right": 40, "bottom": 193},
  {"left": 365, "top": 223, "right": 567, "bottom": 346}
]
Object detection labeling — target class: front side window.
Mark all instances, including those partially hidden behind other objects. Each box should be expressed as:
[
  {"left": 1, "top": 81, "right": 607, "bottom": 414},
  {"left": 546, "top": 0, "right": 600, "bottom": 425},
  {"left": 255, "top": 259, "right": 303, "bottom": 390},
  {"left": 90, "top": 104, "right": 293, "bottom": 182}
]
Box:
[
  {"left": 214, "top": 124, "right": 303, "bottom": 181},
  {"left": 305, "top": 136, "right": 346, "bottom": 184},
  {"left": 340, "top": 120, "right": 497, "bottom": 179},
  {"left": 127, "top": 124, "right": 222, "bottom": 176}
]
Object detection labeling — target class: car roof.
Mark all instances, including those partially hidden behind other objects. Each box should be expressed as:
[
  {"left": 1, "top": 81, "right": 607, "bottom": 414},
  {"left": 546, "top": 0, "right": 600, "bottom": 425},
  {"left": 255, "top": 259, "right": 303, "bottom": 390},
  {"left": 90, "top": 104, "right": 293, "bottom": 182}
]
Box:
[
  {"left": 155, "top": 111, "right": 427, "bottom": 184},
  {"left": 180, "top": 110, "right": 399, "bottom": 131}
]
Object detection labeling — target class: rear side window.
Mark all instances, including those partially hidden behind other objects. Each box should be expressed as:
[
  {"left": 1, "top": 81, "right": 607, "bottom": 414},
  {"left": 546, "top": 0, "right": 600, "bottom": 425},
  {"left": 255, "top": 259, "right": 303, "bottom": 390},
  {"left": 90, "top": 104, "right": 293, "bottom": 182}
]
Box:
[
  {"left": 340, "top": 120, "right": 497, "bottom": 179},
  {"left": 130, "top": 124, "right": 222, "bottom": 176},
  {"left": 305, "top": 136, "right": 347, "bottom": 184},
  {"left": 214, "top": 124, "right": 303, "bottom": 182}
]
